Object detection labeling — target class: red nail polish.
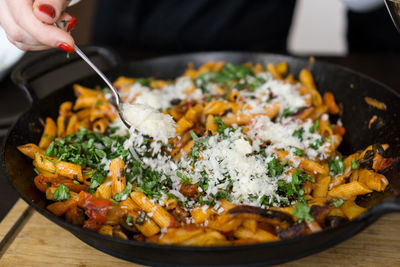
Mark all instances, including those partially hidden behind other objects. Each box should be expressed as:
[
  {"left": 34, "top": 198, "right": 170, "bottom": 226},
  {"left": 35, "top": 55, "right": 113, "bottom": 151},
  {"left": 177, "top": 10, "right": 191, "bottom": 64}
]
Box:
[
  {"left": 38, "top": 4, "right": 56, "bottom": 19},
  {"left": 67, "top": 15, "right": 78, "bottom": 32},
  {"left": 58, "top": 42, "right": 74, "bottom": 53}
]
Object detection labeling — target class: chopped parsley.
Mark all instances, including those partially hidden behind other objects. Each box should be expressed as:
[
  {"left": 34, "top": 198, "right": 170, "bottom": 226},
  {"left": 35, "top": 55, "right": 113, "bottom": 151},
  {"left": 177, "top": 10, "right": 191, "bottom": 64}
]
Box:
[
  {"left": 214, "top": 116, "right": 227, "bottom": 134},
  {"left": 197, "top": 171, "right": 209, "bottom": 191},
  {"left": 214, "top": 179, "right": 233, "bottom": 200},
  {"left": 190, "top": 130, "right": 208, "bottom": 144},
  {"left": 189, "top": 130, "right": 208, "bottom": 161},
  {"left": 311, "top": 139, "right": 323, "bottom": 150},
  {"left": 113, "top": 182, "right": 133, "bottom": 202},
  {"left": 332, "top": 198, "right": 344, "bottom": 208},
  {"left": 136, "top": 168, "right": 170, "bottom": 200},
  {"left": 292, "top": 128, "right": 305, "bottom": 140},
  {"left": 278, "top": 169, "right": 311, "bottom": 200},
  {"left": 292, "top": 202, "right": 314, "bottom": 222},
  {"left": 351, "top": 158, "right": 360, "bottom": 170},
  {"left": 281, "top": 108, "right": 296, "bottom": 118},
  {"left": 260, "top": 194, "right": 274, "bottom": 206},
  {"left": 267, "top": 158, "right": 285, "bottom": 177},
  {"left": 293, "top": 147, "right": 305, "bottom": 156},
  {"left": 177, "top": 172, "right": 192, "bottom": 185},
  {"left": 205, "top": 63, "right": 255, "bottom": 87},
  {"left": 329, "top": 157, "right": 345, "bottom": 177},
  {"left": 191, "top": 144, "right": 200, "bottom": 160},
  {"left": 310, "top": 120, "right": 320, "bottom": 133},
  {"left": 89, "top": 172, "right": 106, "bottom": 193},
  {"left": 53, "top": 184, "right": 70, "bottom": 201},
  {"left": 137, "top": 78, "right": 151, "bottom": 87},
  {"left": 126, "top": 215, "right": 133, "bottom": 225}
]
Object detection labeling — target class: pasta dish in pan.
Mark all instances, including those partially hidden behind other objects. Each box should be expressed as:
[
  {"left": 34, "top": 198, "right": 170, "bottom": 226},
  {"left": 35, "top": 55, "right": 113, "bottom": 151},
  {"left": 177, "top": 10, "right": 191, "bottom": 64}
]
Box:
[{"left": 17, "top": 61, "right": 394, "bottom": 245}]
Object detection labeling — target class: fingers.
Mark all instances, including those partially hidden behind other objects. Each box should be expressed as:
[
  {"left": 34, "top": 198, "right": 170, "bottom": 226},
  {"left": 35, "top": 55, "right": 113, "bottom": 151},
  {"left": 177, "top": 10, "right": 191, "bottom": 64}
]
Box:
[
  {"left": 0, "top": 0, "right": 76, "bottom": 51},
  {"left": 6, "top": 0, "right": 75, "bottom": 50},
  {"left": 32, "top": 0, "right": 70, "bottom": 24},
  {"left": 0, "top": 0, "right": 40, "bottom": 50},
  {"left": 13, "top": 41, "right": 49, "bottom": 51},
  {"left": 56, "top": 12, "right": 77, "bottom": 32}
]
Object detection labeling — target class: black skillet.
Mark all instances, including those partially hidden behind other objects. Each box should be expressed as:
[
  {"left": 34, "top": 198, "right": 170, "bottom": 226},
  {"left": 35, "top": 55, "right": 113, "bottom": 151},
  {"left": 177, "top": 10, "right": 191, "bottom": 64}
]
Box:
[{"left": 1, "top": 47, "right": 400, "bottom": 266}]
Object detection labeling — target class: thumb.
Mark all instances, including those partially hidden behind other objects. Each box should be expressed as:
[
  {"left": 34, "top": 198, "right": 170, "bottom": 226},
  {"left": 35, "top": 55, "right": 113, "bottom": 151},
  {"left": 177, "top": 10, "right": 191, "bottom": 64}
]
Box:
[{"left": 33, "top": 0, "right": 70, "bottom": 24}]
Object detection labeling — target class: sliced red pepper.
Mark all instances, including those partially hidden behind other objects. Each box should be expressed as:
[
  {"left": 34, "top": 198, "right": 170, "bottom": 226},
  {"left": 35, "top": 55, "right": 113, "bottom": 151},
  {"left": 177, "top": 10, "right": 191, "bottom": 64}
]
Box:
[
  {"left": 47, "top": 199, "right": 77, "bottom": 216},
  {"left": 77, "top": 191, "right": 111, "bottom": 223},
  {"left": 34, "top": 175, "right": 51, "bottom": 193}
]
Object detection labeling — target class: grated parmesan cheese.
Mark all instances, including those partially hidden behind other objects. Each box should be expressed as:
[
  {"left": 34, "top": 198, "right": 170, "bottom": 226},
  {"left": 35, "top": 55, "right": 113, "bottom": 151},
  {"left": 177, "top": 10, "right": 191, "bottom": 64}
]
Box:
[
  {"left": 121, "top": 103, "right": 176, "bottom": 143},
  {"left": 102, "top": 66, "right": 335, "bottom": 211}
]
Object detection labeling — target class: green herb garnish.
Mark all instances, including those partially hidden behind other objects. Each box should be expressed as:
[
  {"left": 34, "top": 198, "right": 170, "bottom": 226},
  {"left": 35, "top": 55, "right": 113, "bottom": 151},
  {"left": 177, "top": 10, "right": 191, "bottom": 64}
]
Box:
[
  {"left": 311, "top": 139, "right": 324, "bottom": 150},
  {"left": 351, "top": 158, "right": 360, "bottom": 170},
  {"left": 113, "top": 182, "right": 133, "bottom": 202},
  {"left": 292, "top": 128, "right": 304, "bottom": 140},
  {"left": 329, "top": 157, "right": 345, "bottom": 177},
  {"left": 177, "top": 172, "right": 192, "bottom": 185},
  {"left": 89, "top": 172, "right": 105, "bottom": 193},
  {"left": 310, "top": 120, "right": 320, "bottom": 133},
  {"left": 332, "top": 198, "right": 344, "bottom": 207},
  {"left": 53, "top": 184, "right": 70, "bottom": 201},
  {"left": 214, "top": 116, "right": 227, "bottom": 134},
  {"left": 282, "top": 108, "right": 296, "bottom": 118},
  {"left": 292, "top": 202, "right": 314, "bottom": 222},
  {"left": 126, "top": 215, "right": 133, "bottom": 225},
  {"left": 268, "top": 157, "right": 285, "bottom": 177}
]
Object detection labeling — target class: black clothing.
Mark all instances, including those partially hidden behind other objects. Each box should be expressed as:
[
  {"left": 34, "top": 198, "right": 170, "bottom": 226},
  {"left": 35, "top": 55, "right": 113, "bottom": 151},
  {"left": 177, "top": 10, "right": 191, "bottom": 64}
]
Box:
[
  {"left": 347, "top": 6, "right": 400, "bottom": 53},
  {"left": 93, "top": 1, "right": 400, "bottom": 54},
  {"left": 93, "top": 0, "right": 296, "bottom": 53}
]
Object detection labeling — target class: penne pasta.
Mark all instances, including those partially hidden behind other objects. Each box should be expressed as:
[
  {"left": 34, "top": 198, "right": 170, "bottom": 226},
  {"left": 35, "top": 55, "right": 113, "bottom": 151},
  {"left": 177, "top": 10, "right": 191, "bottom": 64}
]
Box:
[
  {"left": 130, "top": 191, "right": 178, "bottom": 229},
  {"left": 328, "top": 181, "right": 372, "bottom": 200},
  {"left": 110, "top": 158, "right": 126, "bottom": 195},
  {"left": 18, "top": 61, "right": 394, "bottom": 246},
  {"left": 39, "top": 118, "right": 57, "bottom": 149}
]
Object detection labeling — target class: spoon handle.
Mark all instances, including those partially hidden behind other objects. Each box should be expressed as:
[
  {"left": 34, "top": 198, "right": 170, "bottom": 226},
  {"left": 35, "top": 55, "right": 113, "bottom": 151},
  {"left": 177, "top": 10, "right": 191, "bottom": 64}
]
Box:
[
  {"left": 73, "top": 45, "right": 121, "bottom": 106},
  {"left": 73, "top": 45, "right": 131, "bottom": 127}
]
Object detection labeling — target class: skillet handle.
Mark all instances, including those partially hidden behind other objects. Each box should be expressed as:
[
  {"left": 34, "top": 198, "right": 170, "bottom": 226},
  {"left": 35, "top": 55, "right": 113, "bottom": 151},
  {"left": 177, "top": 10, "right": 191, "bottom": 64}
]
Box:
[{"left": 10, "top": 46, "right": 121, "bottom": 104}]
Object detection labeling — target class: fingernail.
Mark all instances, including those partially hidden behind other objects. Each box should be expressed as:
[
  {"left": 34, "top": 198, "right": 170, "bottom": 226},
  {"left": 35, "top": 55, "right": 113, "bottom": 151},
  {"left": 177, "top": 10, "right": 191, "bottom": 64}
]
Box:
[
  {"left": 58, "top": 42, "right": 74, "bottom": 53},
  {"left": 67, "top": 15, "right": 78, "bottom": 32},
  {"left": 38, "top": 4, "right": 56, "bottom": 19}
]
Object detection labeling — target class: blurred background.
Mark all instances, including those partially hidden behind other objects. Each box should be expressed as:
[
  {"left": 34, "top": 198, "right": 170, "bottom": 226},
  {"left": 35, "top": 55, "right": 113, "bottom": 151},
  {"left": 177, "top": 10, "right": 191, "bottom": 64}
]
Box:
[
  {"left": 68, "top": 0, "right": 397, "bottom": 55},
  {"left": 1, "top": 0, "right": 400, "bottom": 220},
  {"left": 69, "top": 0, "right": 350, "bottom": 55}
]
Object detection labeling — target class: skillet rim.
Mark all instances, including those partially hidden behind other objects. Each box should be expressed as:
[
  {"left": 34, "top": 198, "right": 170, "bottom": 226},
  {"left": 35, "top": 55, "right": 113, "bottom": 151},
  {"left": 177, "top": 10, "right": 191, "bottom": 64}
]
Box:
[{"left": 1, "top": 50, "right": 400, "bottom": 255}]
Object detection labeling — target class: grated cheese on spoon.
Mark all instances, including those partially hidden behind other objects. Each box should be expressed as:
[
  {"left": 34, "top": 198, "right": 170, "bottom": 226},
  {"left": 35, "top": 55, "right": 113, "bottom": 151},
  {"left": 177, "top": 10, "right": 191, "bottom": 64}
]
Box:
[{"left": 121, "top": 103, "right": 176, "bottom": 143}]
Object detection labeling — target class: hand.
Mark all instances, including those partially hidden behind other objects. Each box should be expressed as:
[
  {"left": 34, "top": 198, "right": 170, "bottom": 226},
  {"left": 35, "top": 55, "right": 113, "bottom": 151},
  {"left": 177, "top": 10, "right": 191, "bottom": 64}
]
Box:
[{"left": 0, "top": 0, "right": 77, "bottom": 52}]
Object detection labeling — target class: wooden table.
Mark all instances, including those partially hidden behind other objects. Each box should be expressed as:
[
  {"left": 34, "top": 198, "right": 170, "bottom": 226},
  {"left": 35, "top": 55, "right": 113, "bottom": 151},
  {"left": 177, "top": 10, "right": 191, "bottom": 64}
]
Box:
[{"left": 0, "top": 199, "right": 399, "bottom": 266}]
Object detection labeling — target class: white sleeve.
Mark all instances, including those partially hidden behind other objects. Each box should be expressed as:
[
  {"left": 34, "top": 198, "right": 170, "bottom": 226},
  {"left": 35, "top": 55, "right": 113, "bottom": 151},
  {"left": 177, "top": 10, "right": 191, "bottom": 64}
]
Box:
[
  {"left": 341, "top": 0, "right": 384, "bottom": 12},
  {"left": 68, "top": 0, "right": 81, "bottom": 6}
]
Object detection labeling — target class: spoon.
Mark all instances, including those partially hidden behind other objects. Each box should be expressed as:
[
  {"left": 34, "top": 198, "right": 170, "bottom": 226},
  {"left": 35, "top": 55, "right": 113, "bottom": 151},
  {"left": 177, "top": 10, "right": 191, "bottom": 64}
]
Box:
[
  {"left": 385, "top": 0, "right": 400, "bottom": 32},
  {"left": 73, "top": 45, "right": 176, "bottom": 142},
  {"left": 73, "top": 45, "right": 132, "bottom": 128}
]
